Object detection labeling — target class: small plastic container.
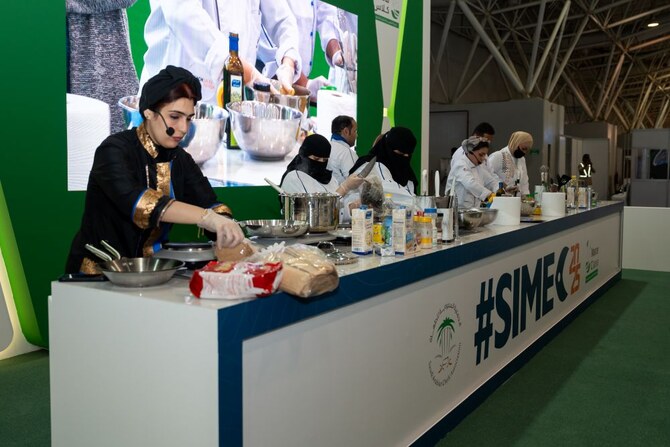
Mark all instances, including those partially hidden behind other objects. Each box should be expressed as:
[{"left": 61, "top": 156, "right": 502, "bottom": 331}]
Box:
[{"left": 419, "top": 216, "right": 432, "bottom": 249}]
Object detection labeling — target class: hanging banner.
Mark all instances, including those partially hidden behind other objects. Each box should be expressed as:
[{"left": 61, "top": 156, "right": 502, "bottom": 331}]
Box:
[
  {"left": 374, "top": 0, "right": 402, "bottom": 28},
  {"left": 374, "top": 0, "right": 404, "bottom": 130}
]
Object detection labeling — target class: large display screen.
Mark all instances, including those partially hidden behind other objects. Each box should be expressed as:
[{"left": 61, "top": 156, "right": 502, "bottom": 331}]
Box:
[{"left": 65, "top": 1, "right": 357, "bottom": 190}]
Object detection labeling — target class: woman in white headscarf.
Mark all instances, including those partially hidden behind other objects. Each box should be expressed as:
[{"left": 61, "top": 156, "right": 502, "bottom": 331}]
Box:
[{"left": 488, "top": 131, "right": 533, "bottom": 197}]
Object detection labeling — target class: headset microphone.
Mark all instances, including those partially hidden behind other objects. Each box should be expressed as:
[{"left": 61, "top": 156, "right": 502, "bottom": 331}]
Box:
[{"left": 156, "top": 112, "right": 175, "bottom": 136}]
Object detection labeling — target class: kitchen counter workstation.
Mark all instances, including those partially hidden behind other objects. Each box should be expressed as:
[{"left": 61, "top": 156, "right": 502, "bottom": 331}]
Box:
[{"left": 49, "top": 202, "right": 623, "bottom": 447}]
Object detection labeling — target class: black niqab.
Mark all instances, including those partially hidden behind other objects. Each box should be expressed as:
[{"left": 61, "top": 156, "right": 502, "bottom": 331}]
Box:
[
  {"left": 350, "top": 126, "right": 417, "bottom": 192},
  {"left": 281, "top": 134, "right": 333, "bottom": 185}
]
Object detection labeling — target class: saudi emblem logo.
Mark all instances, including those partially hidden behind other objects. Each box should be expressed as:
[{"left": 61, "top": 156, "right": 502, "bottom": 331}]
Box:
[{"left": 429, "top": 303, "right": 462, "bottom": 387}]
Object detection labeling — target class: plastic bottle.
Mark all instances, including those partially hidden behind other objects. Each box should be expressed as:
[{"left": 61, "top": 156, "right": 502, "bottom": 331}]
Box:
[
  {"left": 419, "top": 217, "right": 432, "bottom": 249},
  {"left": 380, "top": 194, "right": 395, "bottom": 256},
  {"left": 424, "top": 208, "right": 438, "bottom": 246}
]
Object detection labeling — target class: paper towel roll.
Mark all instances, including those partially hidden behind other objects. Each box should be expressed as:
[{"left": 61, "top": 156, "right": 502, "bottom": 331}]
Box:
[
  {"left": 541, "top": 192, "right": 566, "bottom": 217},
  {"left": 490, "top": 196, "right": 521, "bottom": 225},
  {"left": 315, "top": 90, "right": 356, "bottom": 138},
  {"left": 67, "top": 94, "right": 110, "bottom": 191}
]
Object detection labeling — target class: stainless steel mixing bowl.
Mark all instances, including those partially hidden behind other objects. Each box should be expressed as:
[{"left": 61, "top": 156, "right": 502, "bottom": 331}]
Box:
[
  {"left": 226, "top": 101, "right": 302, "bottom": 160},
  {"left": 118, "top": 96, "right": 228, "bottom": 164},
  {"left": 241, "top": 219, "right": 309, "bottom": 238},
  {"left": 118, "top": 95, "right": 142, "bottom": 129},
  {"left": 479, "top": 208, "right": 499, "bottom": 226},
  {"left": 180, "top": 103, "right": 228, "bottom": 164},
  {"left": 99, "top": 257, "right": 185, "bottom": 287},
  {"left": 458, "top": 209, "right": 483, "bottom": 230}
]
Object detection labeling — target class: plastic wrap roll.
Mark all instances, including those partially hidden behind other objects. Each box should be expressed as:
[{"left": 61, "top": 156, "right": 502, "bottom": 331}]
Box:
[
  {"left": 490, "top": 196, "right": 521, "bottom": 225},
  {"left": 67, "top": 94, "right": 110, "bottom": 191},
  {"left": 315, "top": 89, "right": 356, "bottom": 138},
  {"left": 541, "top": 192, "right": 566, "bottom": 217}
]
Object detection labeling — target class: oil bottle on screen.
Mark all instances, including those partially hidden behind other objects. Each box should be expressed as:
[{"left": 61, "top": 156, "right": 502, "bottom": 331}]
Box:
[{"left": 224, "top": 32, "right": 244, "bottom": 149}]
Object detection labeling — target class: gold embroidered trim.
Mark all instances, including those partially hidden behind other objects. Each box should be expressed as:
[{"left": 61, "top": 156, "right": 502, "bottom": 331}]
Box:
[
  {"left": 143, "top": 227, "right": 162, "bottom": 257},
  {"left": 133, "top": 189, "right": 163, "bottom": 229},
  {"left": 211, "top": 203, "right": 233, "bottom": 217},
  {"left": 156, "top": 162, "right": 171, "bottom": 196},
  {"left": 80, "top": 257, "right": 101, "bottom": 275},
  {"left": 137, "top": 122, "right": 158, "bottom": 159}
]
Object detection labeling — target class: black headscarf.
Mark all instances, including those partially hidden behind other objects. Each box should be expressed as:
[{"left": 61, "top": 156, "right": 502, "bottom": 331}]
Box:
[
  {"left": 281, "top": 134, "right": 333, "bottom": 185},
  {"left": 350, "top": 126, "right": 418, "bottom": 193},
  {"left": 139, "top": 65, "right": 202, "bottom": 115}
]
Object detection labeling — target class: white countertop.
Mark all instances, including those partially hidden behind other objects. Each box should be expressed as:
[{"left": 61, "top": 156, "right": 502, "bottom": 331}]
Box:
[{"left": 54, "top": 203, "right": 620, "bottom": 311}]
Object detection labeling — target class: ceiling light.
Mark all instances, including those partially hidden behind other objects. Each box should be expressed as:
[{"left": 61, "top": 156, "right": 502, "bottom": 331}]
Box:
[{"left": 647, "top": 21, "right": 659, "bottom": 28}]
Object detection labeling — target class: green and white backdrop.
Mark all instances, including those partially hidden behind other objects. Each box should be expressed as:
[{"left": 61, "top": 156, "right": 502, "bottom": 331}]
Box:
[{"left": 0, "top": 0, "right": 425, "bottom": 350}]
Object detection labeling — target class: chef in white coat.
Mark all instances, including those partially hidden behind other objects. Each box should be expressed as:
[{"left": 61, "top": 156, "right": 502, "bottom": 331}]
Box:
[
  {"left": 280, "top": 134, "right": 365, "bottom": 222},
  {"left": 257, "top": 0, "right": 343, "bottom": 102},
  {"left": 326, "top": 115, "right": 358, "bottom": 184},
  {"left": 140, "top": 0, "right": 302, "bottom": 104},
  {"left": 487, "top": 131, "right": 533, "bottom": 196},
  {"left": 446, "top": 137, "right": 499, "bottom": 209}
]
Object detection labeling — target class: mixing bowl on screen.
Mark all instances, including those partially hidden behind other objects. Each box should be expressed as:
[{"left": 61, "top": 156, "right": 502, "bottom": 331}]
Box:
[
  {"left": 180, "top": 103, "right": 229, "bottom": 164},
  {"left": 117, "top": 96, "right": 228, "bottom": 165},
  {"left": 118, "top": 95, "right": 142, "bottom": 129},
  {"left": 226, "top": 100, "right": 302, "bottom": 160}
]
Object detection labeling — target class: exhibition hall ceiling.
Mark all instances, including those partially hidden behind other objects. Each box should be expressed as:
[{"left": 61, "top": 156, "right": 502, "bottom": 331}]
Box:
[{"left": 431, "top": 0, "right": 670, "bottom": 130}]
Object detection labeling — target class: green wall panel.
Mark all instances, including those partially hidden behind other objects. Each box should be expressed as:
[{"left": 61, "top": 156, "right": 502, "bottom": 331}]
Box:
[{"left": 0, "top": 0, "right": 420, "bottom": 347}]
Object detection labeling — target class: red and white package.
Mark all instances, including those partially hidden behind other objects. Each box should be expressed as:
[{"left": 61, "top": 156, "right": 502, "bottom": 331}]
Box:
[{"left": 189, "top": 261, "right": 283, "bottom": 299}]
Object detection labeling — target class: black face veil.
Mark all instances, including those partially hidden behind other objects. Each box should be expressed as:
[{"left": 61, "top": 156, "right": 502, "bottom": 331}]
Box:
[
  {"left": 281, "top": 134, "right": 333, "bottom": 185},
  {"left": 351, "top": 126, "right": 418, "bottom": 192}
]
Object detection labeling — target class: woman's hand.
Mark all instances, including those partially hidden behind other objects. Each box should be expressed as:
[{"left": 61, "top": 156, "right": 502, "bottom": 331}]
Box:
[
  {"left": 336, "top": 174, "right": 367, "bottom": 196},
  {"left": 197, "top": 210, "right": 245, "bottom": 249}
]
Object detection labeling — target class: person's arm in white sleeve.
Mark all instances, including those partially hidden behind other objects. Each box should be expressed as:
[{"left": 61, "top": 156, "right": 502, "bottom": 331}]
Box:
[
  {"left": 315, "top": 1, "right": 340, "bottom": 65},
  {"left": 157, "top": 0, "right": 229, "bottom": 89},
  {"left": 260, "top": 0, "right": 302, "bottom": 83},
  {"left": 453, "top": 159, "right": 493, "bottom": 201}
]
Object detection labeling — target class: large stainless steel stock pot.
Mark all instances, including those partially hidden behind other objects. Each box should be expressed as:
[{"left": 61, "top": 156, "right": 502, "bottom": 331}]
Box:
[{"left": 280, "top": 193, "right": 340, "bottom": 233}]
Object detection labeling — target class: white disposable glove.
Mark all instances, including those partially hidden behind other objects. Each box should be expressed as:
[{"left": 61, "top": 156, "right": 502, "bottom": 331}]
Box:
[
  {"left": 306, "top": 76, "right": 331, "bottom": 102},
  {"left": 246, "top": 67, "right": 273, "bottom": 89},
  {"left": 197, "top": 209, "right": 245, "bottom": 249},
  {"left": 275, "top": 63, "right": 295, "bottom": 95},
  {"left": 337, "top": 174, "right": 367, "bottom": 196},
  {"left": 331, "top": 49, "right": 344, "bottom": 68}
]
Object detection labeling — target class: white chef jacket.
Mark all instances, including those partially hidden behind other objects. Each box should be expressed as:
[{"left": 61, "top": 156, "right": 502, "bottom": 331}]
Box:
[
  {"left": 280, "top": 170, "right": 357, "bottom": 222},
  {"left": 446, "top": 154, "right": 499, "bottom": 209},
  {"left": 352, "top": 162, "right": 416, "bottom": 208},
  {"left": 140, "top": 0, "right": 301, "bottom": 104},
  {"left": 258, "top": 0, "right": 339, "bottom": 79},
  {"left": 487, "top": 146, "right": 530, "bottom": 196},
  {"left": 326, "top": 138, "right": 358, "bottom": 184}
]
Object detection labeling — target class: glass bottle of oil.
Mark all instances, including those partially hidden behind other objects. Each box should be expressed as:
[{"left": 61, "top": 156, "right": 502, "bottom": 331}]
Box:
[{"left": 223, "top": 32, "right": 243, "bottom": 149}]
